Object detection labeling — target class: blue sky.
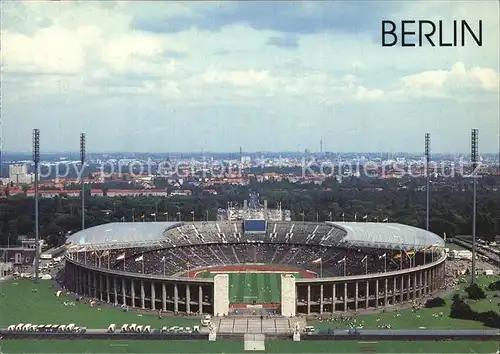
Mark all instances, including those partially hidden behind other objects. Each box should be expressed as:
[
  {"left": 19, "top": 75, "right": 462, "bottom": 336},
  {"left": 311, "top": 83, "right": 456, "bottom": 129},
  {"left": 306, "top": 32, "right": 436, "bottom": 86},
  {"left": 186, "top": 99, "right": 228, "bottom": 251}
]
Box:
[{"left": 1, "top": 1, "right": 499, "bottom": 153}]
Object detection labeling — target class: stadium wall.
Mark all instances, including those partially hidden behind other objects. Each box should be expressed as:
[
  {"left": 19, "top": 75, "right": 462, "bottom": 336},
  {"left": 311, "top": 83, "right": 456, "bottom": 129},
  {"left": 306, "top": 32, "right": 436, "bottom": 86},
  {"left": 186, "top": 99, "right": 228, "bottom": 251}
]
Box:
[{"left": 64, "top": 254, "right": 446, "bottom": 316}]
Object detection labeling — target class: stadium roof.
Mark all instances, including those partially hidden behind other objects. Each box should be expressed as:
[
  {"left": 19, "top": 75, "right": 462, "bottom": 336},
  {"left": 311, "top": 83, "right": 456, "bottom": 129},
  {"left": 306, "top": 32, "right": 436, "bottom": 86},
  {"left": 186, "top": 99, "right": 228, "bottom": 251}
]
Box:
[
  {"left": 66, "top": 221, "right": 445, "bottom": 251},
  {"left": 67, "top": 222, "right": 182, "bottom": 249},
  {"left": 329, "top": 222, "right": 445, "bottom": 250}
]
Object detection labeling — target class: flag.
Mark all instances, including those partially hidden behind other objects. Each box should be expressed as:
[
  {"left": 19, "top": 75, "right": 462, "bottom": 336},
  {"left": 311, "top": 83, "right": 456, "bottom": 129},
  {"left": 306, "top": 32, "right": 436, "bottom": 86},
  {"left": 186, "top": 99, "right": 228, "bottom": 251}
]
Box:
[
  {"left": 342, "top": 213, "right": 345, "bottom": 217},
  {"left": 102, "top": 250, "right": 110, "bottom": 257},
  {"left": 337, "top": 257, "right": 346, "bottom": 264},
  {"left": 163, "top": 212, "right": 168, "bottom": 215},
  {"left": 361, "top": 255, "right": 367, "bottom": 263},
  {"left": 363, "top": 215, "right": 368, "bottom": 220},
  {"left": 116, "top": 253, "right": 125, "bottom": 260},
  {"left": 135, "top": 255, "right": 144, "bottom": 262},
  {"left": 393, "top": 252, "right": 402, "bottom": 259},
  {"left": 191, "top": 211, "right": 194, "bottom": 214},
  {"left": 406, "top": 250, "right": 415, "bottom": 256},
  {"left": 379, "top": 253, "right": 386, "bottom": 259},
  {"left": 151, "top": 213, "right": 156, "bottom": 216},
  {"left": 383, "top": 217, "right": 388, "bottom": 222},
  {"left": 161, "top": 256, "right": 166, "bottom": 262},
  {"left": 312, "top": 258, "right": 322, "bottom": 264}
]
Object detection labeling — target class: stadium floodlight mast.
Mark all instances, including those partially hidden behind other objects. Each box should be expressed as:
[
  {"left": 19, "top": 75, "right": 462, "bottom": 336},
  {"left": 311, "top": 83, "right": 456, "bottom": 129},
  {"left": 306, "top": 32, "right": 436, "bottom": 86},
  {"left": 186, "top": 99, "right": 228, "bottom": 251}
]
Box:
[
  {"left": 471, "top": 128, "right": 479, "bottom": 285},
  {"left": 80, "top": 133, "right": 86, "bottom": 230},
  {"left": 33, "top": 129, "right": 40, "bottom": 283},
  {"left": 425, "top": 133, "right": 431, "bottom": 231}
]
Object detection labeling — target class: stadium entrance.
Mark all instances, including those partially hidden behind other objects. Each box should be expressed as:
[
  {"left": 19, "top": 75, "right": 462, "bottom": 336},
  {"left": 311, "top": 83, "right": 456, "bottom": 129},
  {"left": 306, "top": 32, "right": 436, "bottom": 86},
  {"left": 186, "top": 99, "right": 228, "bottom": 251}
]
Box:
[{"left": 189, "top": 264, "right": 315, "bottom": 314}]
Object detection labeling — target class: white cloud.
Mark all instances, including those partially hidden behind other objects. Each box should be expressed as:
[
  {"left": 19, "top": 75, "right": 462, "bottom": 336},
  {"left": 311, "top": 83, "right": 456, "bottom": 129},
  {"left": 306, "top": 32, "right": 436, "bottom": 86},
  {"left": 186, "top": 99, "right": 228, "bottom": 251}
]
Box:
[
  {"left": 1, "top": 1, "right": 498, "bottom": 152},
  {"left": 395, "top": 62, "right": 499, "bottom": 99}
]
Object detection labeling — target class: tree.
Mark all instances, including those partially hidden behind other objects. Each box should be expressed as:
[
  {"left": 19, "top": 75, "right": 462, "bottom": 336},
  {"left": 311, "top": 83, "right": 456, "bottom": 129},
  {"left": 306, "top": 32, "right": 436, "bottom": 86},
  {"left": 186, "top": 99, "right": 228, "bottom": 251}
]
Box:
[
  {"left": 465, "top": 284, "right": 487, "bottom": 300},
  {"left": 450, "top": 295, "right": 475, "bottom": 320},
  {"left": 21, "top": 184, "right": 30, "bottom": 196},
  {"left": 425, "top": 297, "right": 446, "bottom": 308}
]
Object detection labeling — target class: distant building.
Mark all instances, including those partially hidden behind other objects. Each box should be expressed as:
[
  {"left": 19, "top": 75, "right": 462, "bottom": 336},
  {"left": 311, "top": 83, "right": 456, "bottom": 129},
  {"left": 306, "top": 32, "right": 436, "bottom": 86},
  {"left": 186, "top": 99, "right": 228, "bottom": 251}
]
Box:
[{"left": 8, "top": 163, "right": 33, "bottom": 184}]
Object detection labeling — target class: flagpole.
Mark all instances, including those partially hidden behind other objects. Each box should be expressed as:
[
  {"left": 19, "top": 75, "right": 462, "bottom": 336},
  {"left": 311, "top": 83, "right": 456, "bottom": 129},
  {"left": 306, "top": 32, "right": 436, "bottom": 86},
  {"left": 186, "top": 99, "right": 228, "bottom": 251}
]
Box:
[
  {"left": 108, "top": 253, "right": 110, "bottom": 269},
  {"left": 320, "top": 260, "right": 323, "bottom": 278},
  {"left": 343, "top": 260, "right": 346, "bottom": 276},
  {"left": 163, "top": 260, "right": 166, "bottom": 276},
  {"left": 365, "top": 258, "right": 368, "bottom": 275},
  {"left": 142, "top": 258, "right": 144, "bottom": 274},
  {"left": 384, "top": 255, "right": 387, "bottom": 273}
]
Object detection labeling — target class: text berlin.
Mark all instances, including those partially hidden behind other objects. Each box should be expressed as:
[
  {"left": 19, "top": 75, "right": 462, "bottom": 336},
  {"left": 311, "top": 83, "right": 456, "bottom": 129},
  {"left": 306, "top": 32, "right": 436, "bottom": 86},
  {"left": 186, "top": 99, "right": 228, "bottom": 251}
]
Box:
[{"left": 381, "top": 20, "right": 482, "bottom": 47}]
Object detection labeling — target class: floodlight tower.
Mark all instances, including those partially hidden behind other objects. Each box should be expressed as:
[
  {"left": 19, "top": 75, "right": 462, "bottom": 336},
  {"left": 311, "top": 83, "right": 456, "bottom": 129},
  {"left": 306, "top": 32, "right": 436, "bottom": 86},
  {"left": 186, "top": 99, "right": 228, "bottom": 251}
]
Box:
[
  {"left": 33, "top": 129, "right": 40, "bottom": 282},
  {"left": 471, "top": 129, "right": 479, "bottom": 284},
  {"left": 80, "top": 133, "right": 86, "bottom": 230},
  {"left": 425, "top": 133, "right": 431, "bottom": 231}
]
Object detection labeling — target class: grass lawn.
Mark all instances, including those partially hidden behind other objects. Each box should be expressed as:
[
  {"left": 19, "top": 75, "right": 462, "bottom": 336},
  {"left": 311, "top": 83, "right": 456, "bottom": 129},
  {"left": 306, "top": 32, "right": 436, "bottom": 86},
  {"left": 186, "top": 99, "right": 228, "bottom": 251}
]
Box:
[
  {"left": 309, "top": 275, "right": 500, "bottom": 330},
  {"left": 195, "top": 272, "right": 303, "bottom": 303},
  {"left": 0, "top": 340, "right": 498, "bottom": 353},
  {"left": 0, "top": 279, "right": 199, "bottom": 328}
]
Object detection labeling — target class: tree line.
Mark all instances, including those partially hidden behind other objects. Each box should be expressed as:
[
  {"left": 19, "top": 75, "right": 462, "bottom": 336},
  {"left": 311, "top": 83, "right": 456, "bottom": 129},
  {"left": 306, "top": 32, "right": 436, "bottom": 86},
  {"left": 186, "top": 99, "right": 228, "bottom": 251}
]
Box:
[{"left": 0, "top": 177, "right": 499, "bottom": 247}]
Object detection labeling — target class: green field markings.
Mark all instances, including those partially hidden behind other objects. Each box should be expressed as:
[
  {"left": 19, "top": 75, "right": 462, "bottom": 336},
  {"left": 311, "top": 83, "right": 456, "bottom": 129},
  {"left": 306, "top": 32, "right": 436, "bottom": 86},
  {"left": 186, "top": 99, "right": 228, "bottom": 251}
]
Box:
[
  {"left": 0, "top": 279, "right": 199, "bottom": 328},
  {"left": 195, "top": 271, "right": 303, "bottom": 303},
  {"left": 1, "top": 340, "right": 498, "bottom": 353}
]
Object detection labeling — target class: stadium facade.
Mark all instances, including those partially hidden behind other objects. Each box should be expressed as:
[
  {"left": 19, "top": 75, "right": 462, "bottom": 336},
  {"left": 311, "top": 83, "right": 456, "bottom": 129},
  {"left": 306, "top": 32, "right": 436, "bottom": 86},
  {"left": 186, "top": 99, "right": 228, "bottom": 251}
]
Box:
[{"left": 63, "top": 219, "right": 446, "bottom": 316}]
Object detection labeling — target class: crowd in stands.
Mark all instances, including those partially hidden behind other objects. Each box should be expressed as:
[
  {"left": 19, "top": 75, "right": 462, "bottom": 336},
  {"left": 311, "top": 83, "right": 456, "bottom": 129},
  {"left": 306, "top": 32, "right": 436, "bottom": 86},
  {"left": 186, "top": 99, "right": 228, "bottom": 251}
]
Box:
[{"left": 75, "top": 243, "right": 416, "bottom": 277}]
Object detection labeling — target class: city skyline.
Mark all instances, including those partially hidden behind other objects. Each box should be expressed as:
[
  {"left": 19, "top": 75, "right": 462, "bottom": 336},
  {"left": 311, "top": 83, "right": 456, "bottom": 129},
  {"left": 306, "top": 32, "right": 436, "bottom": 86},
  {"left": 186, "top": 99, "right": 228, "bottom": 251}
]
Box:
[{"left": 2, "top": 1, "right": 499, "bottom": 153}]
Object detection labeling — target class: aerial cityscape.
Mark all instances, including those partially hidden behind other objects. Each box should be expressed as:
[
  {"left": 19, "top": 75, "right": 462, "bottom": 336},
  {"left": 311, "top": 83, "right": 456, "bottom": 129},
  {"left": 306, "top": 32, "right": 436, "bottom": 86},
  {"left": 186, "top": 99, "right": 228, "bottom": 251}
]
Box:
[{"left": 0, "top": 1, "right": 499, "bottom": 354}]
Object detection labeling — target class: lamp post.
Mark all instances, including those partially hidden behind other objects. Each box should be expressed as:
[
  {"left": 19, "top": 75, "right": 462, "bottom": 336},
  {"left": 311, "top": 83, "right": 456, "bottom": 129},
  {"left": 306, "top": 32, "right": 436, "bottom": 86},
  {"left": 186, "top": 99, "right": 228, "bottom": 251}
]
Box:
[
  {"left": 33, "top": 129, "right": 40, "bottom": 282},
  {"left": 471, "top": 128, "right": 479, "bottom": 284}
]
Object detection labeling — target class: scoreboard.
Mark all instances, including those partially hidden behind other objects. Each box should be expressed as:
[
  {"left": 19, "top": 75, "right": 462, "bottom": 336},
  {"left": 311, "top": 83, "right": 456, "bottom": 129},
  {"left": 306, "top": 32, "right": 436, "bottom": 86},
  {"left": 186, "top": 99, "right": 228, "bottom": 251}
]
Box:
[{"left": 243, "top": 219, "right": 267, "bottom": 234}]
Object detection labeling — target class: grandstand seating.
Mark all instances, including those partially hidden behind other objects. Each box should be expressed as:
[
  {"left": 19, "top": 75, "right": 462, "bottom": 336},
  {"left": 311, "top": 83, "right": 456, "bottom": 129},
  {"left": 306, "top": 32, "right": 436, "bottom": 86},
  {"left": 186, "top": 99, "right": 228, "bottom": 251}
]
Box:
[{"left": 69, "top": 221, "right": 424, "bottom": 278}]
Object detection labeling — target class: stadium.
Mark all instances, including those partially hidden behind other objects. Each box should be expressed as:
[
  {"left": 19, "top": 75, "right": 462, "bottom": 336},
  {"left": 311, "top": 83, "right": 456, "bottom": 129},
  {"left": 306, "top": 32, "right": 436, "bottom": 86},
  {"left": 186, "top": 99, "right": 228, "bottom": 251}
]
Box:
[{"left": 62, "top": 214, "right": 446, "bottom": 320}]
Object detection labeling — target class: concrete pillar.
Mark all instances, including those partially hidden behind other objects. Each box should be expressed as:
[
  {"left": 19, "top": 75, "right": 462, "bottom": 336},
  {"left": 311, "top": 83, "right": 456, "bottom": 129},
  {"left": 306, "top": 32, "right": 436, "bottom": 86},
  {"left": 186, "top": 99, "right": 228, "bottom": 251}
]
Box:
[
  {"left": 106, "top": 276, "right": 110, "bottom": 303},
  {"left": 87, "top": 271, "right": 91, "bottom": 297},
  {"left": 413, "top": 273, "right": 417, "bottom": 299},
  {"left": 319, "top": 284, "right": 324, "bottom": 314},
  {"left": 392, "top": 277, "right": 396, "bottom": 305},
  {"left": 162, "top": 283, "right": 167, "bottom": 312},
  {"left": 332, "top": 284, "right": 336, "bottom": 312},
  {"left": 407, "top": 274, "right": 411, "bottom": 301},
  {"left": 354, "top": 282, "right": 358, "bottom": 311},
  {"left": 419, "top": 272, "right": 423, "bottom": 298},
  {"left": 174, "top": 283, "right": 179, "bottom": 313},
  {"left": 198, "top": 285, "right": 203, "bottom": 314},
  {"left": 280, "top": 275, "right": 296, "bottom": 317},
  {"left": 365, "top": 281, "right": 369, "bottom": 310},
  {"left": 307, "top": 285, "right": 311, "bottom": 315},
  {"left": 343, "top": 283, "right": 348, "bottom": 312},
  {"left": 140, "top": 280, "right": 145, "bottom": 309},
  {"left": 424, "top": 270, "right": 428, "bottom": 295},
  {"left": 93, "top": 272, "right": 97, "bottom": 298},
  {"left": 186, "top": 284, "right": 191, "bottom": 313},
  {"left": 113, "top": 277, "right": 118, "bottom": 305},
  {"left": 400, "top": 276, "right": 404, "bottom": 303},
  {"left": 121, "top": 279, "right": 126, "bottom": 306},
  {"left": 131, "top": 279, "right": 136, "bottom": 307},
  {"left": 384, "top": 278, "right": 388, "bottom": 307},
  {"left": 375, "top": 279, "right": 379, "bottom": 309},
  {"left": 151, "top": 282, "right": 156, "bottom": 310},
  {"left": 213, "top": 274, "right": 230, "bottom": 316},
  {"left": 99, "top": 274, "right": 103, "bottom": 301}
]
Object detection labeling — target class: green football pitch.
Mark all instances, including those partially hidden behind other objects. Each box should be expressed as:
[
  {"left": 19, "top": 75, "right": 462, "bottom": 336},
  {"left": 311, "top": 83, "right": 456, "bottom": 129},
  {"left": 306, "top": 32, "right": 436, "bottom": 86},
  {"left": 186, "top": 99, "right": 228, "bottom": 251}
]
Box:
[{"left": 195, "top": 272, "right": 303, "bottom": 303}]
